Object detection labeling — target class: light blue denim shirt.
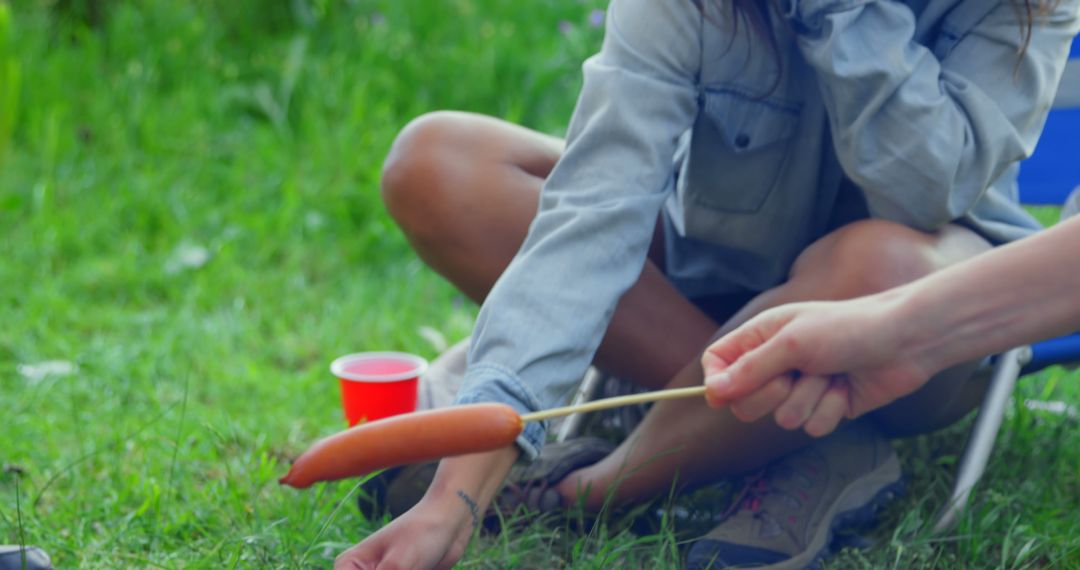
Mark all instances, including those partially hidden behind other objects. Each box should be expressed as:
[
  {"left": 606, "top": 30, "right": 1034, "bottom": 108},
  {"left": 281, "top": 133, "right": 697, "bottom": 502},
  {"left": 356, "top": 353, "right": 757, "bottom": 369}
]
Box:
[{"left": 454, "top": 0, "right": 1080, "bottom": 458}]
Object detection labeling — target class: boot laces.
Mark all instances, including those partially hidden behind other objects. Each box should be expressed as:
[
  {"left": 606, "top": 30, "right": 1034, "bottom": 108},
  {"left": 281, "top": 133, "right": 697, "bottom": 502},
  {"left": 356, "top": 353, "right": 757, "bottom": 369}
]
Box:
[{"left": 722, "top": 453, "right": 818, "bottom": 523}]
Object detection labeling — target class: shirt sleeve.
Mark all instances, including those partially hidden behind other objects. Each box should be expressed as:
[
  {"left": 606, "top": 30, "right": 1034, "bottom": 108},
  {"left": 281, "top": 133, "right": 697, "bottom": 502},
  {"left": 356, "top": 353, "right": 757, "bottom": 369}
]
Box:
[
  {"left": 452, "top": 0, "right": 701, "bottom": 459},
  {"left": 781, "top": 0, "right": 1080, "bottom": 231}
]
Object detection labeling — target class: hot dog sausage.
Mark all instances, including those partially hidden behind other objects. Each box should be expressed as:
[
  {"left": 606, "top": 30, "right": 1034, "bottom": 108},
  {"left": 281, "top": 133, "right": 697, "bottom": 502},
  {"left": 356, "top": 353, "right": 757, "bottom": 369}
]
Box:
[{"left": 279, "top": 403, "right": 523, "bottom": 488}]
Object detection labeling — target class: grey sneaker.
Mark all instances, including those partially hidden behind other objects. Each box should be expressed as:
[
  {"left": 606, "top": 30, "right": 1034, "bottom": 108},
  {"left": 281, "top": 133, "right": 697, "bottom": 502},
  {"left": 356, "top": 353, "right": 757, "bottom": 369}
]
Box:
[
  {"left": 1062, "top": 186, "right": 1080, "bottom": 221},
  {"left": 0, "top": 546, "right": 53, "bottom": 570},
  {"left": 686, "top": 422, "right": 903, "bottom": 570},
  {"left": 372, "top": 437, "right": 614, "bottom": 526},
  {"left": 354, "top": 336, "right": 614, "bottom": 520},
  {"left": 493, "top": 437, "right": 615, "bottom": 517}
]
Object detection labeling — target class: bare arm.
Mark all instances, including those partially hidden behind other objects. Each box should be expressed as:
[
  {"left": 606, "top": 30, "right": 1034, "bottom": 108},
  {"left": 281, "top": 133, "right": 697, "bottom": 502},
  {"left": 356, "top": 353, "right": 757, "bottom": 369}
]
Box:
[
  {"left": 703, "top": 216, "right": 1080, "bottom": 436},
  {"left": 902, "top": 216, "right": 1080, "bottom": 372}
]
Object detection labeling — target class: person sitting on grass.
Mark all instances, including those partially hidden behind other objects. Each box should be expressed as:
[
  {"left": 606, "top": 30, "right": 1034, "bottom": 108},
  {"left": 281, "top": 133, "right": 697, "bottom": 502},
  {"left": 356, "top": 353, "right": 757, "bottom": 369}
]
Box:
[
  {"left": 703, "top": 211, "right": 1080, "bottom": 438},
  {"left": 335, "top": 0, "right": 1079, "bottom": 568}
]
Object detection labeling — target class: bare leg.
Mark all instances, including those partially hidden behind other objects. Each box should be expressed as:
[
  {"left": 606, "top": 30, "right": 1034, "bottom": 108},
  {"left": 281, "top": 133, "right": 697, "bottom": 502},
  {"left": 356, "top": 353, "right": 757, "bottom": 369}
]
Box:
[
  {"left": 381, "top": 111, "right": 718, "bottom": 389},
  {"left": 381, "top": 111, "right": 993, "bottom": 510},
  {"left": 558, "top": 221, "right": 992, "bottom": 508}
]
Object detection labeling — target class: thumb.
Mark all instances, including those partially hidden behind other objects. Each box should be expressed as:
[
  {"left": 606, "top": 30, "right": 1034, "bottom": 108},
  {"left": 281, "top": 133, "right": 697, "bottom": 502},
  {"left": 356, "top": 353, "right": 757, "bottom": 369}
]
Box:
[
  {"left": 700, "top": 348, "right": 732, "bottom": 377},
  {"left": 701, "top": 350, "right": 733, "bottom": 408}
]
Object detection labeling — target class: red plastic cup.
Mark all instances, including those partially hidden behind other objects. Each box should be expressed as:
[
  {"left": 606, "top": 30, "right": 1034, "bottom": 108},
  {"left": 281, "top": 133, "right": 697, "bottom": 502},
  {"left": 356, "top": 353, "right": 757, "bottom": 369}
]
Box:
[{"left": 331, "top": 352, "right": 427, "bottom": 426}]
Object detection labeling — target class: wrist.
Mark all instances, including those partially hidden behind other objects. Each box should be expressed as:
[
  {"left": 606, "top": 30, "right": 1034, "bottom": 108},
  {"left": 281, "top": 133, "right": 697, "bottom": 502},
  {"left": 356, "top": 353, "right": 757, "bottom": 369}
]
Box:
[
  {"left": 887, "top": 283, "right": 952, "bottom": 376},
  {"left": 423, "top": 447, "right": 519, "bottom": 513},
  {"left": 416, "top": 487, "right": 480, "bottom": 531}
]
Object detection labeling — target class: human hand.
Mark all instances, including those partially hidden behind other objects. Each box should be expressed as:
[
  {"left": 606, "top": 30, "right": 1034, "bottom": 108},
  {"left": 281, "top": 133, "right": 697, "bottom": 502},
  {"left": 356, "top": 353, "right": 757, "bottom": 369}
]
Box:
[
  {"left": 702, "top": 293, "right": 938, "bottom": 437},
  {"left": 333, "top": 494, "right": 475, "bottom": 570},
  {"left": 334, "top": 447, "right": 519, "bottom": 570}
]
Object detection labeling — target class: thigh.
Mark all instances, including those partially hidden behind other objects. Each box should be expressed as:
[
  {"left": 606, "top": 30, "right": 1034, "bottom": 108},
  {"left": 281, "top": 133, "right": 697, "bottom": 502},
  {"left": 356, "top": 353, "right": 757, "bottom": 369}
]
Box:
[
  {"left": 871, "top": 360, "right": 991, "bottom": 437},
  {"left": 387, "top": 111, "right": 565, "bottom": 180},
  {"left": 789, "top": 220, "right": 992, "bottom": 290},
  {"left": 381, "top": 112, "right": 567, "bottom": 299},
  {"left": 382, "top": 111, "right": 566, "bottom": 245}
]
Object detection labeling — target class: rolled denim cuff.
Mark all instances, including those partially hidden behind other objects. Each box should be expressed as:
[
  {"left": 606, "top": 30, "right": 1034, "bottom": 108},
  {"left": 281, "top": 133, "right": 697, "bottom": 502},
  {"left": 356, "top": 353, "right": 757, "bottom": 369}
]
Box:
[
  {"left": 453, "top": 362, "right": 548, "bottom": 461},
  {"left": 778, "top": 0, "right": 874, "bottom": 32}
]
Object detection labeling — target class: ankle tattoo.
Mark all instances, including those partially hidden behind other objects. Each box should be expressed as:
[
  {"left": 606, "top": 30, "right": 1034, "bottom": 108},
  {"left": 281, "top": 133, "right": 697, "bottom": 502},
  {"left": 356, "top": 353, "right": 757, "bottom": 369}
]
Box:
[{"left": 456, "top": 490, "right": 481, "bottom": 529}]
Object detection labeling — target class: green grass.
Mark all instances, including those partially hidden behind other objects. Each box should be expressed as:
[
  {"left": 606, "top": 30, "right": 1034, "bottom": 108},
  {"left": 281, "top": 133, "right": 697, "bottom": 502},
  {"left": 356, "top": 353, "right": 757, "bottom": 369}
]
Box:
[{"left": 1, "top": 1, "right": 1078, "bottom": 568}]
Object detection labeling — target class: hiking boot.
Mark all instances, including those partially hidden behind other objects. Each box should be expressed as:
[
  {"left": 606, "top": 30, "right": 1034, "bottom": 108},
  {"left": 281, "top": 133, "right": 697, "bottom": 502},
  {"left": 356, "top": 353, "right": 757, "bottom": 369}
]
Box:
[
  {"left": 686, "top": 422, "right": 903, "bottom": 570},
  {"left": 0, "top": 546, "right": 53, "bottom": 570},
  {"left": 358, "top": 428, "right": 612, "bottom": 523},
  {"left": 486, "top": 437, "right": 614, "bottom": 530},
  {"left": 574, "top": 373, "right": 650, "bottom": 443},
  {"left": 383, "top": 461, "right": 438, "bottom": 518},
  {"left": 371, "top": 436, "right": 613, "bottom": 527}
]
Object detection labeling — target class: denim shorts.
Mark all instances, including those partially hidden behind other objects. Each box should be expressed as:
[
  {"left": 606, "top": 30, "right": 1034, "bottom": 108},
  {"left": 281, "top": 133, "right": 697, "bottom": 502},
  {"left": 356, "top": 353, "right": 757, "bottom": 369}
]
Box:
[{"left": 661, "top": 166, "right": 872, "bottom": 306}]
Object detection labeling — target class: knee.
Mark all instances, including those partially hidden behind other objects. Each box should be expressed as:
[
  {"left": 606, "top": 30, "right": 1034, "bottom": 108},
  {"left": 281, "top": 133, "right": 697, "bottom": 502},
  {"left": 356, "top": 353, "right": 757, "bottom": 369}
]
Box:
[
  {"left": 380, "top": 111, "right": 476, "bottom": 238},
  {"left": 791, "top": 219, "right": 942, "bottom": 296}
]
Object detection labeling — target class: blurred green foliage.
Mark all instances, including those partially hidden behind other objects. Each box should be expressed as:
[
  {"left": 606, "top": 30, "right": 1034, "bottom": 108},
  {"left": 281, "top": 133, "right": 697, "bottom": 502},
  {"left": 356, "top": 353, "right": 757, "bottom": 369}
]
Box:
[
  {"left": 2, "top": 1, "right": 1078, "bottom": 568},
  {"left": 0, "top": 1, "right": 19, "bottom": 160},
  {"left": 0, "top": 2, "right": 624, "bottom": 567}
]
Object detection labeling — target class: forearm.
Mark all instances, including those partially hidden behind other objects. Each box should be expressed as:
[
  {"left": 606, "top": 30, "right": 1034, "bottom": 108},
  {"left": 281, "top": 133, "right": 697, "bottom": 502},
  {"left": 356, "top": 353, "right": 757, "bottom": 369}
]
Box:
[
  {"left": 458, "top": 0, "right": 700, "bottom": 453},
  {"left": 896, "top": 218, "right": 1080, "bottom": 373},
  {"left": 783, "top": 1, "right": 1073, "bottom": 230}
]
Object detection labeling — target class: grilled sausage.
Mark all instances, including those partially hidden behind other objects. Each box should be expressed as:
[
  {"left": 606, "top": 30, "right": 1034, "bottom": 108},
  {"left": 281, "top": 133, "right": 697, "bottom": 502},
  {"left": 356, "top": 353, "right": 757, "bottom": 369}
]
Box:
[{"left": 279, "top": 403, "right": 523, "bottom": 488}]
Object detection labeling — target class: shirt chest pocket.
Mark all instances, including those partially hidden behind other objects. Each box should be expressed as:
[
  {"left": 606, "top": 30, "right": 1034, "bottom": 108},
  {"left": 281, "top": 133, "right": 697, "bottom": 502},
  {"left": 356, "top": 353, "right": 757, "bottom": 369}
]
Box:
[{"left": 679, "top": 88, "right": 802, "bottom": 214}]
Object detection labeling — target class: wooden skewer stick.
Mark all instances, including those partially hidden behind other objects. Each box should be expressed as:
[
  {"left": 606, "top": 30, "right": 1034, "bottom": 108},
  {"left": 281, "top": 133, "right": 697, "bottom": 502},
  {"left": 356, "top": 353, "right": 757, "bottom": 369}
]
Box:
[{"left": 520, "top": 385, "right": 707, "bottom": 423}]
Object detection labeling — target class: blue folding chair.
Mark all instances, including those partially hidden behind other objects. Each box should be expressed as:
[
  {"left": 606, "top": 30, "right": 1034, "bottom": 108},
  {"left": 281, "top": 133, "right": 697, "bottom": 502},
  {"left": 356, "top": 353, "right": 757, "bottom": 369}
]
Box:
[{"left": 934, "top": 35, "right": 1080, "bottom": 532}]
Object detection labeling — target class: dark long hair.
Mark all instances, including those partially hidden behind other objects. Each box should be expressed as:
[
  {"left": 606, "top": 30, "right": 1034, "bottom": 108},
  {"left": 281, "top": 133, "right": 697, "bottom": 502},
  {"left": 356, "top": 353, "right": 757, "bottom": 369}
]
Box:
[{"left": 1010, "top": 0, "right": 1063, "bottom": 59}]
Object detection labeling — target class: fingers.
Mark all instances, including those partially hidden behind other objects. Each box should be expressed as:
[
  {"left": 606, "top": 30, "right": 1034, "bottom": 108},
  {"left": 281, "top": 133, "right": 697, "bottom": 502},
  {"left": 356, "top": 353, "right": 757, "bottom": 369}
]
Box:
[
  {"left": 334, "top": 544, "right": 380, "bottom": 570},
  {"left": 804, "top": 380, "right": 850, "bottom": 438},
  {"left": 333, "top": 523, "right": 401, "bottom": 570},
  {"left": 725, "top": 374, "right": 852, "bottom": 438},
  {"left": 372, "top": 546, "right": 421, "bottom": 570},
  {"left": 434, "top": 543, "right": 469, "bottom": 570},
  {"left": 702, "top": 351, "right": 732, "bottom": 408},
  {"left": 773, "top": 374, "right": 830, "bottom": 431},
  {"left": 701, "top": 350, "right": 731, "bottom": 383},
  {"left": 729, "top": 374, "right": 794, "bottom": 423},
  {"left": 701, "top": 322, "right": 760, "bottom": 376}
]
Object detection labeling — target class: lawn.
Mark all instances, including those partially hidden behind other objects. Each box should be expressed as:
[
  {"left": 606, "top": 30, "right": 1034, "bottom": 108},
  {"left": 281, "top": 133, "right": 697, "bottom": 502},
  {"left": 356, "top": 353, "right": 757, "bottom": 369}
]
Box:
[{"left": 1, "top": 1, "right": 1078, "bottom": 568}]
